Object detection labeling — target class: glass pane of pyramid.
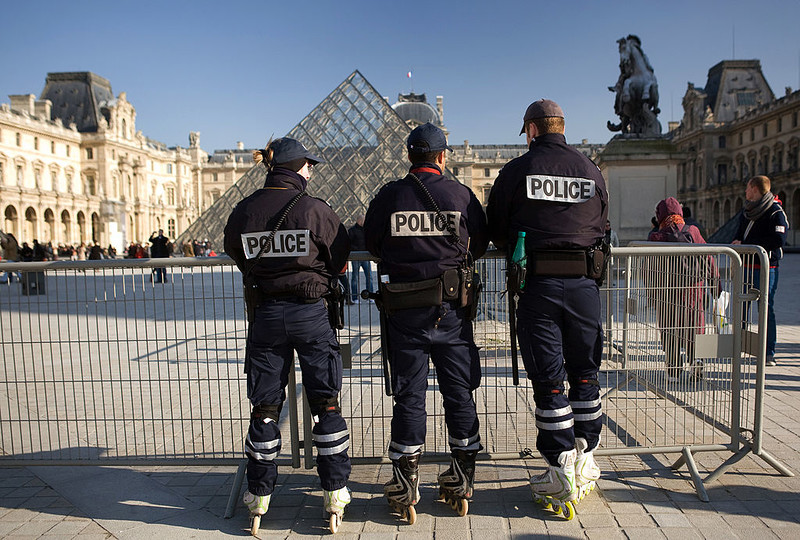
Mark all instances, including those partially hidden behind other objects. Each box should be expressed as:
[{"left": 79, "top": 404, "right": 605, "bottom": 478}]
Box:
[{"left": 180, "top": 70, "right": 424, "bottom": 250}]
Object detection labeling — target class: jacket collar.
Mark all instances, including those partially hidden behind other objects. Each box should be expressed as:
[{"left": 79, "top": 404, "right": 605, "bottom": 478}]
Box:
[{"left": 264, "top": 167, "right": 307, "bottom": 191}]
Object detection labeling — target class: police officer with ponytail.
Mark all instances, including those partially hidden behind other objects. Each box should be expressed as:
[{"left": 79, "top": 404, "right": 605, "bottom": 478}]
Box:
[
  {"left": 223, "top": 137, "right": 352, "bottom": 530},
  {"left": 487, "top": 100, "right": 608, "bottom": 513}
]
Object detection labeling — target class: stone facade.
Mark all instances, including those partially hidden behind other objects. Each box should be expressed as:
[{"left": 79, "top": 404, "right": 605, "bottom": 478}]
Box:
[
  {"left": 672, "top": 60, "right": 800, "bottom": 245},
  {"left": 0, "top": 72, "right": 207, "bottom": 250}
]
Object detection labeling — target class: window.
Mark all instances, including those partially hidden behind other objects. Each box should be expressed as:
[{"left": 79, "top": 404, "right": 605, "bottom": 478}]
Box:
[
  {"left": 15, "top": 133, "right": 21, "bottom": 146},
  {"left": 482, "top": 186, "right": 492, "bottom": 201},
  {"left": 738, "top": 132, "right": 743, "bottom": 145},
  {"left": 167, "top": 187, "right": 175, "bottom": 206},
  {"left": 66, "top": 145, "right": 70, "bottom": 157},
  {"left": 86, "top": 147, "right": 93, "bottom": 159},
  {"left": 0, "top": 162, "right": 3, "bottom": 184},
  {"left": 484, "top": 168, "right": 490, "bottom": 177},
  {"left": 736, "top": 92, "right": 756, "bottom": 106},
  {"left": 794, "top": 112, "right": 798, "bottom": 128},
  {"left": 17, "top": 165, "right": 23, "bottom": 184},
  {"left": 112, "top": 149, "right": 116, "bottom": 159},
  {"left": 34, "top": 169, "right": 41, "bottom": 188},
  {"left": 167, "top": 163, "right": 173, "bottom": 174},
  {"left": 51, "top": 141, "right": 55, "bottom": 153},
  {"left": 212, "top": 172, "right": 218, "bottom": 182},
  {"left": 452, "top": 167, "right": 459, "bottom": 176},
  {"left": 717, "top": 164, "right": 727, "bottom": 184},
  {"left": 168, "top": 219, "right": 176, "bottom": 238},
  {"left": 763, "top": 123, "right": 768, "bottom": 137},
  {"left": 87, "top": 174, "right": 96, "bottom": 196},
  {"left": 778, "top": 117, "right": 783, "bottom": 132},
  {"left": 34, "top": 137, "right": 39, "bottom": 150},
  {"left": 718, "top": 136, "right": 726, "bottom": 149},
  {"left": 750, "top": 128, "right": 755, "bottom": 141}
]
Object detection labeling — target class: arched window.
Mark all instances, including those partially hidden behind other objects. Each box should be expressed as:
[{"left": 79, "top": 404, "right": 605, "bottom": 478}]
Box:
[
  {"left": 44, "top": 209, "right": 55, "bottom": 242},
  {"left": 25, "top": 207, "right": 37, "bottom": 241},
  {"left": 61, "top": 210, "right": 71, "bottom": 243},
  {"left": 4, "top": 205, "right": 19, "bottom": 237},
  {"left": 121, "top": 118, "right": 127, "bottom": 139}
]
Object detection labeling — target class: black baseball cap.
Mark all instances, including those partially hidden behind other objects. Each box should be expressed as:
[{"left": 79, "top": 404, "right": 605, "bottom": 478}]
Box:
[
  {"left": 270, "top": 138, "right": 324, "bottom": 165},
  {"left": 519, "top": 99, "right": 565, "bottom": 135},
  {"left": 407, "top": 122, "right": 453, "bottom": 154}
]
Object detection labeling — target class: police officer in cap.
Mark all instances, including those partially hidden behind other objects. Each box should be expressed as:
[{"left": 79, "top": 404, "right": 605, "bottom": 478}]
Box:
[
  {"left": 223, "top": 137, "right": 352, "bottom": 525},
  {"left": 487, "top": 100, "right": 608, "bottom": 508},
  {"left": 364, "top": 122, "right": 488, "bottom": 519}
]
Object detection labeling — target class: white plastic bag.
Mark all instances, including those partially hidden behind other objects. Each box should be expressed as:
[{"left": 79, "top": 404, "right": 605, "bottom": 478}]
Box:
[{"left": 713, "top": 290, "right": 731, "bottom": 334}]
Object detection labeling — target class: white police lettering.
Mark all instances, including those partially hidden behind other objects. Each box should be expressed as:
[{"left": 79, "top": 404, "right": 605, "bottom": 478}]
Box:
[
  {"left": 776, "top": 225, "right": 786, "bottom": 233},
  {"left": 390, "top": 211, "right": 461, "bottom": 237},
  {"left": 240, "top": 229, "right": 310, "bottom": 259},
  {"left": 526, "top": 175, "right": 595, "bottom": 203}
]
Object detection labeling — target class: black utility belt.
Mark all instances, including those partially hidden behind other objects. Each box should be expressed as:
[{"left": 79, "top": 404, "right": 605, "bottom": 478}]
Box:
[
  {"left": 528, "top": 250, "right": 589, "bottom": 277},
  {"left": 378, "top": 267, "right": 481, "bottom": 317},
  {"left": 261, "top": 295, "right": 319, "bottom": 304}
]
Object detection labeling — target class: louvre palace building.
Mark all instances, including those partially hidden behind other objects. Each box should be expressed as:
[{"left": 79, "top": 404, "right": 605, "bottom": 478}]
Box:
[{"left": 2, "top": 63, "right": 797, "bottom": 252}]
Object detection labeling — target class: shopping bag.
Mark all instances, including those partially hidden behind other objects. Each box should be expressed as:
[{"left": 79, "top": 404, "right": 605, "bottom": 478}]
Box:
[{"left": 713, "top": 290, "right": 731, "bottom": 334}]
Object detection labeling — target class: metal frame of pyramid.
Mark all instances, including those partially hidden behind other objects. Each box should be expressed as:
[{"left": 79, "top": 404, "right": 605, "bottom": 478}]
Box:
[{"left": 180, "top": 70, "right": 428, "bottom": 249}]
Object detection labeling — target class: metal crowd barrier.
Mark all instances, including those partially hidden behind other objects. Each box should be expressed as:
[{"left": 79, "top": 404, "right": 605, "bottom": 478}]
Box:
[{"left": 0, "top": 246, "right": 793, "bottom": 504}]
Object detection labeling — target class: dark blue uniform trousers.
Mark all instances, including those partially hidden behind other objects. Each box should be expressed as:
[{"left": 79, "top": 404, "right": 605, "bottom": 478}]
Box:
[
  {"left": 245, "top": 299, "right": 351, "bottom": 496},
  {"left": 386, "top": 302, "right": 482, "bottom": 459},
  {"left": 516, "top": 276, "right": 603, "bottom": 466}
]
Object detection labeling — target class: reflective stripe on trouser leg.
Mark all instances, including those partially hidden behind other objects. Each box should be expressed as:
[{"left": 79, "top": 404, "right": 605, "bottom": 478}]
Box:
[
  {"left": 569, "top": 393, "right": 601, "bottom": 452},
  {"left": 388, "top": 440, "right": 423, "bottom": 461},
  {"left": 534, "top": 399, "right": 575, "bottom": 466},
  {"left": 312, "top": 412, "right": 351, "bottom": 491},
  {"left": 245, "top": 417, "right": 281, "bottom": 496}
]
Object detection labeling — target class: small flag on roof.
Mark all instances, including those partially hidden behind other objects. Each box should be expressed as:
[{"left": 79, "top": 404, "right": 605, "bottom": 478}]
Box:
[{"left": 407, "top": 71, "right": 412, "bottom": 78}]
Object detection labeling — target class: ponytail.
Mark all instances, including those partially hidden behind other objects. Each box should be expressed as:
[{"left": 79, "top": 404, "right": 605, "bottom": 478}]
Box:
[{"left": 253, "top": 137, "right": 275, "bottom": 168}]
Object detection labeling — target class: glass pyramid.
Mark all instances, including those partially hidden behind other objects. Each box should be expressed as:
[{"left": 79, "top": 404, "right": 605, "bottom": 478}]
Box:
[{"left": 180, "top": 70, "right": 421, "bottom": 248}]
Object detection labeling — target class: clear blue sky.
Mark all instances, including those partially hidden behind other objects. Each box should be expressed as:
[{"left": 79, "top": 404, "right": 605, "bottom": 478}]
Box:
[{"left": 2, "top": 0, "right": 798, "bottom": 152}]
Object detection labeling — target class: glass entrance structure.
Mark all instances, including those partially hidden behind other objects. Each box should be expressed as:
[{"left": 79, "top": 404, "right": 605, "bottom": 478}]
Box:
[{"left": 180, "top": 70, "right": 426, "bottom": 249}]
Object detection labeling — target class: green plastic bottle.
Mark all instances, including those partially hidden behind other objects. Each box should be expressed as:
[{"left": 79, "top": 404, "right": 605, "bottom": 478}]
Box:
[{"left": 512, "top": 231, "right": 527, "bottom": 289}]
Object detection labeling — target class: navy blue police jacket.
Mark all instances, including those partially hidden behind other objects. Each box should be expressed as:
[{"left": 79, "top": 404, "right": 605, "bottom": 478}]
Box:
[
  {"left": 364, "top": 164, "right": 489, "bottom": 283},
  {"left": 223, "top": 167, "right": 350, "bottom": 299},
  {"left": 734, "top": 200, "right": 788, "bottom": 268},
  {"left": 486, "top": 133, "right": 608, "bottom": 252}
]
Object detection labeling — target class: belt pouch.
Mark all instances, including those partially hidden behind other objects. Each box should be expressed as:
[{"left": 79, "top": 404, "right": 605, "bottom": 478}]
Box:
[{"left": 380, "top": 277, "right": 442, "bottom": 311}]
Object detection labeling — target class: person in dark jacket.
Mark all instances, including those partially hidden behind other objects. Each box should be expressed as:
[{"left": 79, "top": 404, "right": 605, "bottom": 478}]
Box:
[
  {"left": 223, "top": 137, "right": 352, "bottom": 525},
  {"left": 348, "top": 215, "right": 373, "bottom": 302},
  {"left": 732, "top": 175, "right": 788, "bottom": 366},
  {"left": 364, "top": 122, "right": 488, "bottom": 519},
  {"left": 487, "top": 99, "right": 608, "bottom": 511},
  {"left": 149, "top": 229, "right": 170, "bottom": 283}
]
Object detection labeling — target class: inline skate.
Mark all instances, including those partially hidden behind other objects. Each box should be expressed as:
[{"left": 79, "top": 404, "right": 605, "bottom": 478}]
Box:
[
  {"left": 384, "top": 454, "right": 420, "bottom": 524},
  {"left": 323, "top": 486, "right": 351, "bottom": 533},
  {"left": 530, "top": 449, "right": 578, "bottom": 520},
  {"left": 243, "top": 492, "right": 270, "bottom": 536},
  {"left": 437, "top": 449, "right": 478, "bottom": 516}
]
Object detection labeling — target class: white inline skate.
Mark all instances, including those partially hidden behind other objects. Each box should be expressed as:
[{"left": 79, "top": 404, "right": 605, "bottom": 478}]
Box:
[
  {"left": 323, "top": 486, "right": 351, "bottom": 533},
  {"left": 575, "top": 437, "right": 601, "bottom": 500},
  {"left": 243, "top": 492, "right": 270, "bottom": 536},
  {"left": 530, "top": 449, "right": 578, "bottom": 520}
]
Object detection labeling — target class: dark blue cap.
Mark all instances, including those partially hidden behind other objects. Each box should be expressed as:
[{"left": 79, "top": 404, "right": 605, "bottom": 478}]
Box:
[
  {"left": 270, "top": 137, "right": 324, "bottom": 165},
  {"left": 406, "top": 122, "right": 453, "bottom": 154}
]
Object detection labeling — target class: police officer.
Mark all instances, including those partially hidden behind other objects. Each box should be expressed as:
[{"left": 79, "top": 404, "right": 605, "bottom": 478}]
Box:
[
  {"left": 364, "top": 122, "right": 489, "bottom": 519},
  {"left": 487, "top": 100, "right": 608, "bottom": 507},
  {"left": 223, "top": 137, "right": 352, "bottom": 526}
]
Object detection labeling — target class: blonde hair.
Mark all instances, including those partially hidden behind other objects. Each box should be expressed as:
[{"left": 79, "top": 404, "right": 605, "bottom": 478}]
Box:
[
  {"left": 748, "top": 175, "right": 770, "bottom": 195},
  {"left": 253, "top": 137, "right": 275, "bottom": 167},
  {"left": 529, "top": 116, "right": 565, "bottom": 135}
]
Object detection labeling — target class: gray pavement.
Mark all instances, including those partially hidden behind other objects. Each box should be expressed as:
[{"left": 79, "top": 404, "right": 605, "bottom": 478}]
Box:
[{"left": 2, "top": 254, "right": 800, "bottom": 539}]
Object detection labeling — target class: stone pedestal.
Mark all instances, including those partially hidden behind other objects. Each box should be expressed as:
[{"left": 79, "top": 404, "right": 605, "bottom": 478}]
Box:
[{"left": 596, "top": 136, "right": 684, "bottom": 245}]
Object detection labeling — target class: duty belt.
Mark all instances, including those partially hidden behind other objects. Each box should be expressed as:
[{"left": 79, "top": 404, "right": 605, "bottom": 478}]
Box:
[{"left": 527, "top": 250, "right": 589, "bottom": 278}]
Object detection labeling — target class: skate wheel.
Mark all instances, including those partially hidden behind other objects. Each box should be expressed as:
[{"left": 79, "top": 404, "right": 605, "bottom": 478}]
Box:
[
  {"left": 457, "top": 498, "right": 468, "bottom": 517},
  {"left": 553, "top": 501, "right": 562, "bottom": 515},
  {"left": 438, "top": 488, "right": 446, "bottom": 501},
  {"left": 562, "top": 501, "right": 575, "bottom": 521},
  {"left": 329, "top": 513, "right": 341, "bottom": 534},
  {"left": 250, "top": 514, "right": 261, "bottom": 536},
  {"left": 406, "top": 505, "right": 417, "bottom": 525}
]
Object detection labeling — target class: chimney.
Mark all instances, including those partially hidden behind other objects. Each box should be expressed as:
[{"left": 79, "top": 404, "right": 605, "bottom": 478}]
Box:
[
  {"left": 9, "top": 94, "right": 35, "bottom": 115},
  {"left": 436, "top": 96, "right": 444, "bottom": 125},
  {"left": 237, "top": 141, "right": 244, "bottom": 150},
  {"left": 34, "top": 99, "right": 52, "bottom": 119}
]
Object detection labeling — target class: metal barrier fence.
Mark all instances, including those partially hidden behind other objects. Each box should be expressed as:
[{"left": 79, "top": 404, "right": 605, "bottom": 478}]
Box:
[{"left": 0, "top": 247, "right": 793, "bottom": 503}]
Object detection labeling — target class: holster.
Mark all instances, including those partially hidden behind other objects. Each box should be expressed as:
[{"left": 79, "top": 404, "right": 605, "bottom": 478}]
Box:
[
  {"left": 586, "top": 239, "right": 611, "bottom": 285},
  {"left": 324, "top": 280, "right": 345, "bottom": 330},
  {"left": 507, "top": 260, "right": 527, "bottom": 294},
  {"left": 243, "top": 276, "right": 265, "bottom": 324}
]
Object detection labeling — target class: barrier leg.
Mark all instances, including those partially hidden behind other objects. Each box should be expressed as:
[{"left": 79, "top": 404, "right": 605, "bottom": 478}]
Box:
[
  {"left": 680, "top": 447, "right": 709, "bottom": 502},
  {"left": 755, "top": 449, "right": 795, "bottom": 478},
  {"left": 225, "top": 460, "right": 247, "bottom": 519}
]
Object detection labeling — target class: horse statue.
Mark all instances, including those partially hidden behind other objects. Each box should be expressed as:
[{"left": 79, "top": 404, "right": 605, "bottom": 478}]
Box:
[{"left": 607, "top": 35, "right": 662, "bottom": 136}]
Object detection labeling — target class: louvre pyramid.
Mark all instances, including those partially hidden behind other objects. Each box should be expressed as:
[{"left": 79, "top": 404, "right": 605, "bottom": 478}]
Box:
[{"left": 180, "top": 70, "right": 427, "bottom": 249}]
